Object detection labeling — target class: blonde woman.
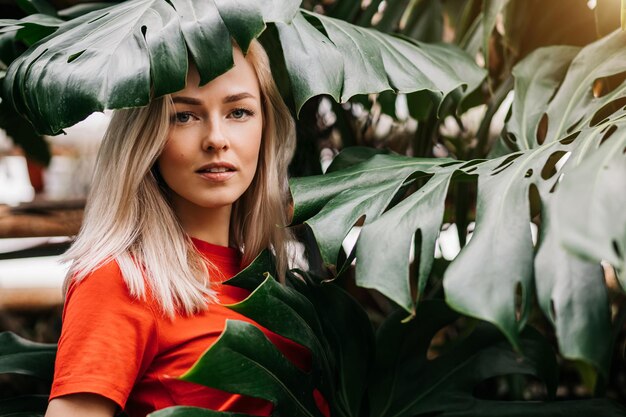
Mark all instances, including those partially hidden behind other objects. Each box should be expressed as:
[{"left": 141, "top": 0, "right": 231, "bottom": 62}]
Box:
[{"left": 45, "top": 41, "right": 324, "bottom": 417}]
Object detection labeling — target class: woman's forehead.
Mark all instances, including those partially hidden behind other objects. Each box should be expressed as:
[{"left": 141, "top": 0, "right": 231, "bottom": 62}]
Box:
[{"left": 177, "top": 48, "right": 260, "bottom": 99}]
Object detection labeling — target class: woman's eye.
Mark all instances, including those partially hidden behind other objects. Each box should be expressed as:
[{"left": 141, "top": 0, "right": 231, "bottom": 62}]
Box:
[
  {"left": 175, "top": 112, "right": 194, "bottom": 124},
  {"left": 230, "top": 108, "right": 253, "bottom": 120}
]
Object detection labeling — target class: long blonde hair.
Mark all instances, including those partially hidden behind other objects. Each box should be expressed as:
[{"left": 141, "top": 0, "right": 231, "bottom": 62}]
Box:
[{"left": 63, "top": 40, "right": 296, "bottom": 317}]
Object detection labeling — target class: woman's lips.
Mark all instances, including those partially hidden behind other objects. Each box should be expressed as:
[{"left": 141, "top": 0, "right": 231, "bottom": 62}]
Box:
[
  {"left": 195, "top": 162, "right": 237, "bottom": 182},
  {"left": 196, "top": 170, "right": 236, "bottom": 182}
]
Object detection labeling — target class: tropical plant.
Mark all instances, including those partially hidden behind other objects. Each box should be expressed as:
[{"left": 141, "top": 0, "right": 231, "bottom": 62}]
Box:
[
  {"left": 3, "top": 253, "right": 626, "bottom": 417},
  {"left": 0, "top": 0, "right": 625, "bottom": 416}
]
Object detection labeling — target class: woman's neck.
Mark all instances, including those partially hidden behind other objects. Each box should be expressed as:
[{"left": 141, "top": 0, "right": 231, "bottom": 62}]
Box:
[{"left": 171, "top": 198, "right": 232, "bottom": 247}]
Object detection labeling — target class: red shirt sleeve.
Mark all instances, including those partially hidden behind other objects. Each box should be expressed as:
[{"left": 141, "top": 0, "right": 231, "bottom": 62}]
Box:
[{"left": 50, "top": 261, "right": 158, "bottom": 410}]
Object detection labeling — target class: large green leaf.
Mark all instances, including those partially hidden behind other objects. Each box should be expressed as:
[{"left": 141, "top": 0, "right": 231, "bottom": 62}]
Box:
[
  {"left": 290, "top": 29, "right": 626, "bottom": 367},
  {"left": 0, "top": 332, "right": 56, "bottom": 380},
  {"left": 149, "top": 406, "right": 249, "bottom": 417},
  {"left": 369, "top": 301, "right": 625, "bottom": 417},
  {"left": 225, "top": 276, "right": 328, "bottom": 375},
  {"left": 290, "top": 151, "right": 460, "bottom": 273},
  {"left": 510, "top": 35, "right": 626, "bottom": 372},
  {"left": 555, "top": 117, "right": 626, "bottom": 276},
  {"left": 2, "top": 0, "right": 300, "bottom": 135},
  {"left": 355, "top": 168, "right": 459, "bottom": 313},
  {"left": 504, "top": 46, "right": 580, "bottom": 151},
  {"left": 181, "top": 319, "right": 326, "bottom": 417},
  {"left": 2, "top": 0, "right": 485, "bottom": 135},
  {"left": 444, "top": 27, "right": 626, "bottom": 356},
  {"left": 288, "top": 270, "right": 375, "bottom": 417},
  {"left": 0, "top": 395, "right": 48, "bottom": 417}
]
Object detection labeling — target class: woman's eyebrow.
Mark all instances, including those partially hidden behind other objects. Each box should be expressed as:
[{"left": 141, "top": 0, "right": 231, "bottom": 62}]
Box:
[
  {"left": 223, "top": 92, "right": 256, "bottom": 103},
  {"left": 172, "top": 96, "right": 202, "bottom": 105},
  {"left": 171, "top": 93, "right": 257, "bottom": 105}
]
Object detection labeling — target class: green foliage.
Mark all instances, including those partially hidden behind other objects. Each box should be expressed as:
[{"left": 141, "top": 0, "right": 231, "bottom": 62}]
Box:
[
  {"left": 1, "top": 0, "right": 485, "bottom": 135},
  {"left": 2, "top": 254, "right": 625, "bottom": 417},
  {"left": 151, "top": 256, "right": 626, "bottom": 417},
  {"left": 0, "top": 332, "right": 55, "bottom": 417},
  {"left": 0, "top": 395, "right": 49, "bottom": 417},
  {"left": 0, "top": 332, "right": 55, "bottom": 380},
  {"left": 1, "top": 0, "right": 625, "bottom": 415},
  {"left": 290, "top": 27, "right": 626, "bottom": 376}
]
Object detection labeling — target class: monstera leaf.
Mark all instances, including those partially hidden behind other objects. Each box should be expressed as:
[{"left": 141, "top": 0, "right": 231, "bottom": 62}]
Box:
[
  {"left": 0, "top": 332, "right": 56, "bottom": 417},
  {"left": 149, "top": 408, "right": 248, "bottom": 417},
  {"left": 181, "top": 268, "right": 376, "bottom": 417},
  {"left": 1, "top": 0, "right": 485, "bottom": 135},
  {"left": 369, "top": 303, "right": 626, "bottom": 417},
  {"left": 275, "top": 10, "right": 485, "bottom": 115},
  {"left": 289, "top": 29, "right": 626, "bottom": 373},
  {"left": 151, "top": 269, "right": 626, "bottom": 417}
]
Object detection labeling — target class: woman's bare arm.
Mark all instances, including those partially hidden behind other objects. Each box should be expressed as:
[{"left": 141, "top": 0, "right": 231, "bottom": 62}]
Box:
[{"left": 45, "top": 393, "right": 117, "bottom": 417}]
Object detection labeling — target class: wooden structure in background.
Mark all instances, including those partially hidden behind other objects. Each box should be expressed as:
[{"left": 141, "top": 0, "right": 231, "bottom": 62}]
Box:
[
  {"left": 0, "top": 200, "right": 84, "bottom": 309},
  {"left": 0, "top": 200, "right": 83, "bottom": 238}
]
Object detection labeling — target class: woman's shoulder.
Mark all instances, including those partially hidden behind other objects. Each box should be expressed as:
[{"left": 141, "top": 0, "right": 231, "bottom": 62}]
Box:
[
  {"left": 66, "top": 258, "right": 133, "bottom": 300},
  {"left": 64, "top": 257, "right": 157, "bottom": 319}
]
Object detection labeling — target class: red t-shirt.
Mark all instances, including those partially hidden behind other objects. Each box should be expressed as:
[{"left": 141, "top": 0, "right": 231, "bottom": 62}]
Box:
[{"left": 50, "top": 239, "right": 328, "bottom": 417}]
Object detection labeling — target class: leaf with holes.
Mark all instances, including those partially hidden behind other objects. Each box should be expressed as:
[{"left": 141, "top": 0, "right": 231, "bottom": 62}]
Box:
[
  {"left": 2, "top": 0, "right": 300, "bottom": 135},
  {"left": 501, "top": 31, "right": 626, "bottom": 373},
  {"left": 368, "top": 300, "right": 624, "bottom": 417},
  {"left": 448, "top": 31, "right": 626, "bottom": 364},
  {"left": 276, "top": 10, "right": 486, "bottom": 116},
  {"left": 504, "top": 45, "right": 580, "bottom": 151},
  {"left": 355, "top": 168, "right": 460, "bottom": 314},
  {"left": 2, "top": 0, "right": 485, "bottom": 135},
  {"left": 289, "top": 29, "right": 626, "bottom": 370},
  {"left": 556, "top": 117, "right": 626, "bottom": 276},
  {"left": 289, "top": 151, "right": 460, "bottom": 273}
]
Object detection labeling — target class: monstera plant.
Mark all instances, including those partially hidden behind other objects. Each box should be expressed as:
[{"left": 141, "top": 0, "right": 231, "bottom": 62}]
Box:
[{"left": 1, "top": 0, "right": 625, "bottom": 416}]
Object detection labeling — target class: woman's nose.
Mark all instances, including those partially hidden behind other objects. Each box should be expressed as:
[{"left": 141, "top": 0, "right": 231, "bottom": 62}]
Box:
[{"left": 202, "top": 120, "right": 229, "bottom": 151}]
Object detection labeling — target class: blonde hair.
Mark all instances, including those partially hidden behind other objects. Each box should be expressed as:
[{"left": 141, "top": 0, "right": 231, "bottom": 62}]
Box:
[{"left": 63, "top": 40, "right": 296, "bottom": 317}]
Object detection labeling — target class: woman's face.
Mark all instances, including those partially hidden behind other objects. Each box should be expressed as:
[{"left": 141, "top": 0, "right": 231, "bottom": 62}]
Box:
[{"left": 158, "top": 48, "right": 263, "bottom": 215}]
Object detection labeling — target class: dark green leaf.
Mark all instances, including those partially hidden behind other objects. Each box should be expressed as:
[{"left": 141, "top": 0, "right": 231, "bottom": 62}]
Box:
[
  {"left": 292, "top": 275, "right": 374, "bottom": 417},
  {"left": 556, "top": 119, "right": 626, "bottom": 276},
  {"left": 181, "top": 320, "right": 326, "bottom": 417},
  {"left": 290, "top": 152, "right": 458, "bottom": 271},
  {"left": 226, "top": 276, "right": 323, "bottom": 358},
  {"left": 224, "top": 249, "right": 276, "bottom": 291},
  {"left": 0, "top": 332, "right": 56, "bottom": 380},
  {"left": 356, "top": 169, "right": 455, "bottom": 312},
  {"left": 148, "top": 406, "right": 250, "bottom": 417},
  {"left": 3, "top": 0, "right": 300, "bottom": 135},
  {"left": 16, "top": 0, "right": 57, "bottom": 17},
  {"left": 370, "top": 301, "right": 562, "bottom": 417},
  {"left": 0, "top": 395, "right": 48, "bottom": 417}
]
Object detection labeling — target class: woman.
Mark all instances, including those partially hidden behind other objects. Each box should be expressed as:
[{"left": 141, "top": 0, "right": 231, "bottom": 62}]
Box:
[{"left": 45, "top": 40, "right": 318, "bottom": 417}]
